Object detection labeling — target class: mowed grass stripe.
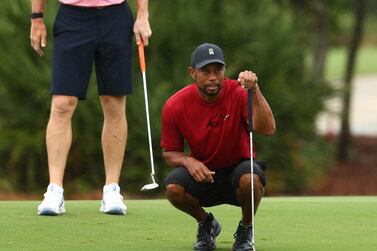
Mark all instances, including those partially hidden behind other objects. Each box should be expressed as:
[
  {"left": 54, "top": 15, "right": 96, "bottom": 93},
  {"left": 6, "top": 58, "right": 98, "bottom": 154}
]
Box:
[{"left": 0, "top": 197, "right": 376, "bottom": 251}]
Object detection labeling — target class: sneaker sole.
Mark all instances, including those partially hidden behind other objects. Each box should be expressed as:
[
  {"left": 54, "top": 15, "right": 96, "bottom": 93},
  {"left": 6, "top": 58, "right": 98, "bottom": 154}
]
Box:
[
  {"left": 193, "top": 247, "right": 216, "bottom": 251},
  {"left": 232, "top": 246, "right": 254, "bottom": 251},
  {"left": 38, "top": 207, "right": 65, "bottom": 216},
  {"left": 232, "top": 241, "right": 255, "bottom": 251},
  {"left": 100, "top": 206, "right": 126, "bottom": 215}
]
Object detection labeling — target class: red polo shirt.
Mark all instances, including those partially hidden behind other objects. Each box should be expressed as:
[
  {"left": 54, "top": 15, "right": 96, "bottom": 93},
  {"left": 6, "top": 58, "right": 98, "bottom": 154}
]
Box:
[{"left": 161, "top": 78, "right": 254, "bottom": 171}]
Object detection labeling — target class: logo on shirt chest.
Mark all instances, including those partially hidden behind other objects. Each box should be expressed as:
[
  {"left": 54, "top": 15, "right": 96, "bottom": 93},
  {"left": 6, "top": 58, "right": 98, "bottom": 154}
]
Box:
[{"left": 208, "top": 114, "right": 231, "bottom": 127}]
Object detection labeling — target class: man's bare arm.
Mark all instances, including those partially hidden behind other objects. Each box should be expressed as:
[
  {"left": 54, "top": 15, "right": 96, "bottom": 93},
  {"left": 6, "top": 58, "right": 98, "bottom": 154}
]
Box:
[
  {"left": 162, "top": 150, "right": 215, "bottom": 183},
  {"left": 238, "top": 70, "right": 276, "bottom": 136},
  {"left": 252, "top": 84, "right": 276, "bottom": 136},
  {"left": 134, "top": 0, "right": 152, "bottom": 45},
  {"left": 30, "top": 0, "right": 47, "bottom": 56}
]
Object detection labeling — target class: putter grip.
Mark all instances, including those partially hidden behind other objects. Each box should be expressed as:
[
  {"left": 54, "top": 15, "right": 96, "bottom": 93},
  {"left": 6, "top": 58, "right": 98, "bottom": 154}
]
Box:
[
  {"left": 138, "top": 41, "right": 146, "bottom": 72},
  {"left": 248, "top": 88, "right": 253, "bottom": 132}
]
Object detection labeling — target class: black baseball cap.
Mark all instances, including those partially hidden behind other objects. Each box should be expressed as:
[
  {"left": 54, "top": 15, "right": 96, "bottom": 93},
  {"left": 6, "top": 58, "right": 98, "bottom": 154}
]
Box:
[{"left": 191, "top": 43, "right": 227, "bottom": 68}]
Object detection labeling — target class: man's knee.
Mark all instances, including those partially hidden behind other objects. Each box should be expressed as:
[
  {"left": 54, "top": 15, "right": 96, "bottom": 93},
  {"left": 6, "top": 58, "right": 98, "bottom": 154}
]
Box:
[
  {"left": 239, "top": 173, "right": 263, "bottom": 192},
  {"left": 165, "top": 184, "right": 185, "bottom": 202},
  {"left": 101, "top": 95, "right": 125, "bottom": 103},
  {"left": 51, "top": 95, "right": 78, "bottom": 117},
  {"left": 101, "top": 96, "right": 126, "bottom": 119}
]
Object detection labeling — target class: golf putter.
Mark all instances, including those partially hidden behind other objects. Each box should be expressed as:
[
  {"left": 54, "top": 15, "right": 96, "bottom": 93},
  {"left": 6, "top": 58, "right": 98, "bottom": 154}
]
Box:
[
  {"left": 247, "top": 88, "right": 256, "bottom": 250},
  {"left": 138, "top": 41, "right": 159, "bottom": 191}
]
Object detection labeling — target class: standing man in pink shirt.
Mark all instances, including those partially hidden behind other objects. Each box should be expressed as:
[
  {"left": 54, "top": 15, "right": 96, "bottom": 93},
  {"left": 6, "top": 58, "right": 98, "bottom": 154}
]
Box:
[{"left": 30, "top": 0, "right": 152, "bottom": 216}]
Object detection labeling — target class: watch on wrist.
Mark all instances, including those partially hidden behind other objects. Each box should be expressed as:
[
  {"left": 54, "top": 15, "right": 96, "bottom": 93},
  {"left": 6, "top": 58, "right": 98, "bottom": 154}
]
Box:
[{"left": 31, "top": 12, "right": 43, "bottom": 19}]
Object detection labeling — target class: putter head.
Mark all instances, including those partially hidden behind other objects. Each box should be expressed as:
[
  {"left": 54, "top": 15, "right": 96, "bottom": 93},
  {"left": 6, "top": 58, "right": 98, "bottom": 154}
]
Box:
[{"left": 141, "top": 182, "right": 159, "bottom": 191}]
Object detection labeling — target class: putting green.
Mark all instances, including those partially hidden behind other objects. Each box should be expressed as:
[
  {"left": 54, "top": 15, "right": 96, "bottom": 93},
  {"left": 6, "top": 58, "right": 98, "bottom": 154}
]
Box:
[{"left": 0, "top": 197, "right": 376, "bottom": 250}]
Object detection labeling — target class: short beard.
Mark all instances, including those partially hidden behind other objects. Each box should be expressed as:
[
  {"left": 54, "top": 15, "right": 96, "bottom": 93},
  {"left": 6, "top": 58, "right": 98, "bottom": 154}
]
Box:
[{"left": 198, "top": 85, "right": 220, "bottom": 97}]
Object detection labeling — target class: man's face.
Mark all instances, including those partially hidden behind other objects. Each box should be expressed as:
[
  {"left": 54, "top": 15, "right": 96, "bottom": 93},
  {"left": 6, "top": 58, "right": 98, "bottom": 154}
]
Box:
[{"left": 189, "top": 63, "right": 226, "bottom": 100}]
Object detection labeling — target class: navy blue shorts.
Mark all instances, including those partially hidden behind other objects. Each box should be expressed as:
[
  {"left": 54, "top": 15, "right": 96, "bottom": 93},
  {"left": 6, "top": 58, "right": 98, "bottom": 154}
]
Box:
[
  {"left": 164, "top": 160, "right": 266, "bottom": 207},
  {"left": 51, "top": 2, "right": 134, "bottom": 99}
]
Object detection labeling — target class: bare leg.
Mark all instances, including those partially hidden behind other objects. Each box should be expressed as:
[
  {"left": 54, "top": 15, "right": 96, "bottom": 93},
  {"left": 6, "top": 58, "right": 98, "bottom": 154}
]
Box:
[
  {"left": 165, "top": 184, "right": 208, "bottom": 222},
  {"left": 236, "top": 173, "right": 265, "bottom": 225},
  {"left": 100, "top": 95, "right": 127, "bottom": 185},
  {"left": 46, "top": 95, "right": 78, "bottom": 187}
]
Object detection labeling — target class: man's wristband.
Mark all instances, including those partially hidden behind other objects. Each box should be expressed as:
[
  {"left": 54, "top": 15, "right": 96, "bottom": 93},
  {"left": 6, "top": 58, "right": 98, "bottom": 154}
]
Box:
[{"left": 31, "top": 12, "right": 43, "bottom": 19}]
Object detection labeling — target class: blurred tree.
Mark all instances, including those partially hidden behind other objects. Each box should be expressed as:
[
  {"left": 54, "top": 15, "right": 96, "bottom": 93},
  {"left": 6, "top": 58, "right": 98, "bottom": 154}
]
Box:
[
  {"left": 0, "top": 0, "right": 105, "bottom": 193},
  {"left": 0, "top": 0, "right": 340, "bottom": 194},
  {"left": 312, "top": 0, "right": 328, "bottom": 81},
  {"left": 142, "top": 0, "right": 331, "bottom": 193},
  {"left": 0, "top": 0, "right": 52, "bottom": 191},
  {"left": 280, "top": 0, "right": 348, "bottom": 81},
  {"left": 337, "top": 0, "right": 367, "bottom": 161}
]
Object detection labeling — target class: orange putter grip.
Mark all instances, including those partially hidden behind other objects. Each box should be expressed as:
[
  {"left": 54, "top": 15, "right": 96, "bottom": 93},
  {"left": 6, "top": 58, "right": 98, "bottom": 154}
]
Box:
[{"left": 138, "top": 41, "right": 146, "bottom": 72}]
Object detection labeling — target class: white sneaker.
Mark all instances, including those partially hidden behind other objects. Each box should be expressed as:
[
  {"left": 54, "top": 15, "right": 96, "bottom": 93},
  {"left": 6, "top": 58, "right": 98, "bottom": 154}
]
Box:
[
  {"left": 100, "top": 183, "right": 127, "bottom": 215},
  {"left": 37, "top": 183, "right": 65, "bottom": 216}
]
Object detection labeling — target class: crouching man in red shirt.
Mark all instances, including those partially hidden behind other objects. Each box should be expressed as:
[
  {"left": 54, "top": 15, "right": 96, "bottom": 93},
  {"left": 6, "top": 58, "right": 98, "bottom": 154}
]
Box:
[{"left": 160, "top": 43, "right": 276, "bottom": 251}]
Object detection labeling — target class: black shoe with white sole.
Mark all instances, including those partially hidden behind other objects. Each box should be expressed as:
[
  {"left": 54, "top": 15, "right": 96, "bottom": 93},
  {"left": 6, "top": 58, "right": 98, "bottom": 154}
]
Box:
[
  {"left": 193, "top": 213, "right": 221, "bottom": 250},
  {"left": 232, "top": 221, "right": 254, "bottom": 251}
]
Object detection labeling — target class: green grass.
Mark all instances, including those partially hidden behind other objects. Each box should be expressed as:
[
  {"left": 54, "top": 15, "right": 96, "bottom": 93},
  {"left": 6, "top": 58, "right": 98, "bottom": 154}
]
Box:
[
  {"left": 0, "top": 197, "right": 376, "bottom": 250},
  {"left": 325, "top": 46, "right": 377, "bottom": 79}
]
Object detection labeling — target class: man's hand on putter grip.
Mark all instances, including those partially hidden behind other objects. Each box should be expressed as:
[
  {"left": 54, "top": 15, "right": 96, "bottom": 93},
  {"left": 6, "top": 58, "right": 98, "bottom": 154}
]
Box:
[
  {"left": 185, "top": 157, "right": 215, "bottom": 183},
  {"left": 30, "top": 19, "right": 47, "bottom": 56},
  {"left": 237, "top": 70, "right": 258, "bottom": 90},
  {"left": 133, "top": 16, "right": 152, "bottom": 46}
]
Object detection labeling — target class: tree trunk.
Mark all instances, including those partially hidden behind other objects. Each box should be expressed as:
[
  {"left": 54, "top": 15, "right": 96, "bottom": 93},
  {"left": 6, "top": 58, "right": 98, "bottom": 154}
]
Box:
[
  {"left": 337, "top": 0, "right": 367, "bottom": 161},
  {"left": 312, "top": 0, "right": 327, "bottom": 80}
]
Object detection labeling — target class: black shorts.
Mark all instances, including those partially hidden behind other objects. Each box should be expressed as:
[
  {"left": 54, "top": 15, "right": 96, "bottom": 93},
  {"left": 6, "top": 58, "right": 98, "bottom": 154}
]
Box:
[
  {"left": 51, "top": 2, "right": 134, "bottom": 100},
  {"left": 164, "top": 160, "right": 266, "bottom": 207}
]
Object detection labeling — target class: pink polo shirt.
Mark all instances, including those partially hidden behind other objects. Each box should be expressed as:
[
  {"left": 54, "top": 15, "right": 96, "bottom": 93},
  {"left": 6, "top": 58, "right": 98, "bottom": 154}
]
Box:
[{"left": 59, "top": 0, "right": 124, "bottom": 7}]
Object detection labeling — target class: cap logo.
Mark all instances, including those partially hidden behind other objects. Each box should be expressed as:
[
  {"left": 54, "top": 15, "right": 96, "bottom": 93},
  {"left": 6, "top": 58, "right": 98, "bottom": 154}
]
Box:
[{"left": 208, "top": 48, "right": 214, "bottom": 55}]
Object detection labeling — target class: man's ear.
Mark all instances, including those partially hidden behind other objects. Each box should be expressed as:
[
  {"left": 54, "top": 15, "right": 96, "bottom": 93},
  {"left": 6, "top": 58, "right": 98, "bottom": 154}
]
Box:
[{"left": 188, "top": 67, "right": 195, "bottom": 80}]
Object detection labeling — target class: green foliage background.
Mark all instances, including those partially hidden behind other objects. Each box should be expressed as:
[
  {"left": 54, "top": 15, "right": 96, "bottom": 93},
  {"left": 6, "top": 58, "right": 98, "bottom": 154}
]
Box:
[{"left": 0, "top": 0, "right": 340, "bottom": 195}]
